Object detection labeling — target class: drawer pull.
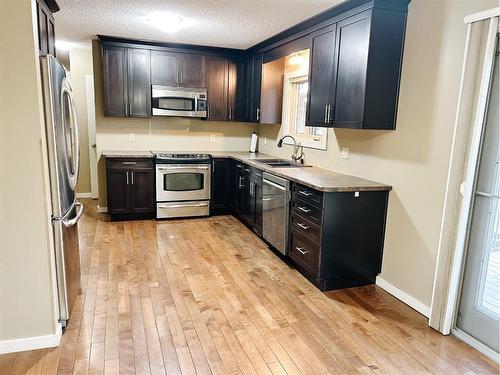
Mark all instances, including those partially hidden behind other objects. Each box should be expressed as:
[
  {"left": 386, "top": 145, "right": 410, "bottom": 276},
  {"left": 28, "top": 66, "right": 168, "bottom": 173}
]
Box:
[
  {"left": 299, "top": 190, "right": 313, "bottom": 197},
  {"left": 298, "top": 206, "right": 311, "bottom": 213},
  {"left": 297, "top": 223, "right": 309, "bottom": 230},
  {"left": 296, "top": 247, "right": 309, "bottom": 255},
  {"left": 122, "top": 161, "right": 137, "bottom": 165}
]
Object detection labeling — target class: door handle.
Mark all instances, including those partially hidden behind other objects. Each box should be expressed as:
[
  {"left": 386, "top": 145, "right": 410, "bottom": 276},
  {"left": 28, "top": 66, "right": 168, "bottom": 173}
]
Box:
[
  {"left": 298, "top": 206, "right": 311, "bottom": 213},
  {"left": 62, "top": 202, "right": 84, "bottom": 227},
  {"left": 299, "top": 190, "right": 312, "bottom": 197},
  {"left": 229, "top": 107, "right": 233, "bottom": 120},
  {"left": 296, "top": 247, "right": 309, "bottom": 255},
  {"left": 297, "top": 223, "right": 309, "bottom": 230},
  {"left": 327, "top": 105, "right": 333, "bottom": 123},
  {"left": 126, "top": 171, "right": 129, "bottom": 185},
  {"left": 256, "top": 107, "right": 260, "bottom": 121},
  {"left": 262, "top": 197, "right": 272, "bottom": 201},
  {"left": 238, "top": 176, "right": 244, "bottom": 189},
  {"left": 324, "top": 105, "right": 328, "bottom": 123},
  {"left": 131, "top": 171, "right": 134, "bottom": 185}
]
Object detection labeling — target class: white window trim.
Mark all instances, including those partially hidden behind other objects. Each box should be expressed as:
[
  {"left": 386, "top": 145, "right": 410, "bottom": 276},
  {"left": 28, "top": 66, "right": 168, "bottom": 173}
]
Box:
[{"left": 281, "top": 71, "right": 328, "bottom": 150}]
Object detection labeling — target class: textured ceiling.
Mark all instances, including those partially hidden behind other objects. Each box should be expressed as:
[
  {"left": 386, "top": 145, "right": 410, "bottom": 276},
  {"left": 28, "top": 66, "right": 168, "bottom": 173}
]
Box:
[{"left": 55, "top": 0, "right": 344, "bottom": 49}]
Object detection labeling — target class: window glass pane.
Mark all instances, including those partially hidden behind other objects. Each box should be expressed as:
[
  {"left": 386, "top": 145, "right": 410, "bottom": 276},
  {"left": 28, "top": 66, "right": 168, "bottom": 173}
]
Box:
[
  {"left": 293, "top": 81, "right": 308, "bottom": 134},
  {"left": 164, "top": 173, "right": 204, "bottom": 191},
  {"left": 311, "top": 127, "right": 325, "bottom": 136},
  {"left": 157, "top": 98, "right": 195, "bottom": 111}
]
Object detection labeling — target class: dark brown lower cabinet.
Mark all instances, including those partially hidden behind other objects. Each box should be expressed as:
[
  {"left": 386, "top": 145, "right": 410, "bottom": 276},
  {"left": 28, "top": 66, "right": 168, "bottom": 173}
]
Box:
[
  {"left": 289, "top": 183, "right": 389, "bottom": 291},
  {"left": 210, "top": 158, "right": 231, "bottom": 215},
  {"left": 106, "top": 158, "right": 155, "bottom": 220}
]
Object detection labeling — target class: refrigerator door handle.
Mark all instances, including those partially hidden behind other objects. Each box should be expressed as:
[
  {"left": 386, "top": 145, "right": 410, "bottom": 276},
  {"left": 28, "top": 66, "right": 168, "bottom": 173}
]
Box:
[
  {"left": 62, "top": 201, "right": 84, "bottom": 227},
  {"left": 61, "top": 78, "right": 80, "bottom": 191}
]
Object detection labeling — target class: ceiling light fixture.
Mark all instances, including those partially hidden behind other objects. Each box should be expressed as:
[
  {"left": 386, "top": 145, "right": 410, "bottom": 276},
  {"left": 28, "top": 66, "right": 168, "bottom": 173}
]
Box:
[
  {"left": 143, "top": 12, "right": 195, "bottom": 33},
  {"left": 289, "top": 53, "right": 305, "bottom": 66}
]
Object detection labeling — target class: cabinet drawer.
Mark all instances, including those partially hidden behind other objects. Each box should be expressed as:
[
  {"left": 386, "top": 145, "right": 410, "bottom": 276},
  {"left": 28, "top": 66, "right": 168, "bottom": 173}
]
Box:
[
  {"left": 106, "top": 158, "right": 153, "bottom": 169},
  {"left": 293, "top": 184, "right": 323, "bottom": 208},
  {"left": 289, "top": 231, "right": 320, "bottom": 273},
  {"left": 290, "top": 213, "right": 321, "bottom": 245},
  {"left": 291, "top": 196, "right": 323, "bottom": 226}
]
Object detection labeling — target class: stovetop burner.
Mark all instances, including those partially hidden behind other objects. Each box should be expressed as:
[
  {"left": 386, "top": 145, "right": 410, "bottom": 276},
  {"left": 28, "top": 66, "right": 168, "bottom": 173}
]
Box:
[{"left": 155, "top": 153, "right": 212, "bottom": 164}]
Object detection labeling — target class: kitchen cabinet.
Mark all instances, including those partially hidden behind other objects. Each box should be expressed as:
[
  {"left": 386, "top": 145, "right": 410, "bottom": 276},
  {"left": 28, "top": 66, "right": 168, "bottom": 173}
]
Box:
[
  {"left": 36, "top": 0, "right": 58, "bottom": 56},
  {"left": 211, "top": 158, "right": 231, "bottom": 215},
  {"left": 230, "top": 161, "right": 245, "bottom": 215},
  {"left": 105, "top": 158, "right": 155, "bottom": 219},
  {"left": 306, "top": 8, "right": 406, "bottom": 129},
  {"left": 151, "top": 51, "right": 179, "bottom": 86},
  {"left": 227, "top": 59, "right": 246, "bottom": 121},
  {"left": 244, "top": 54, "right": 263, "bottom": 123},
  {"left": 260, "top": 58, "right": 284, "bottom": 124},
  {"left": 151, "top": 51, "right": 206, "bottom": 88},
  {"left": 206, "top": 56, "right": 229, "bottom": 121},
  {"left": 102, "top": 45, "right": 151, "bottom": 117},
  {"left": 289, "top": 183, "right": 389, "bottom": 291}
]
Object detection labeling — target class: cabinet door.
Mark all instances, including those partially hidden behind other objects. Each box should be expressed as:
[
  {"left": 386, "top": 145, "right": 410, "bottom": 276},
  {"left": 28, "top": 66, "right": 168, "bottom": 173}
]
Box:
[
  {"left": 331, "top": 11, "right": 371, "bottom": 127},
  {"left": 179, "top": 54, "right": 206, "bottom": 87},
  {"left": 206, "top": 56, "right": 228, "bottom": 121},
  {"left": 241, "top": 168, "right": 255, "bottom": 225},
  {"left": 306, "top": 26, "right": 336, "bottom": 126},
  {"left": 228, "top": 59, "right": 246, "bottom": 121},
  {"left": 253, "top": 172, "right": 263, "bottom": 234},
  {"left": 37, "top": 3, "right": 48, "bottom": 55},
  {"left": 130, "top": 168, "right": 155, "bottom": 213},
  {"left": 47, "top": 18, "right": 55, "bottom": 56},
  {"left": 231, "top": 163, "right": 244, "bottom": 214},
  {"left": 252, "top": 54, "right": 263, "bottom": 123},
  {"left": 127, "top": 48, "right": 151, "bottom": 117},
  {"left": 151, "top": 51, "right": 179, "bottom": 86},
  {"left": 260, "top": 58, "right": 284, "bottom": 124},
  {"left": 107, "top": 169, "right": 130, "bottom": 214},
  {"left": 211, "top": 159, "right": 230, "bottom": 214},
  {"left": 102, "top": 46, "right": 128, "bottom": 117}
]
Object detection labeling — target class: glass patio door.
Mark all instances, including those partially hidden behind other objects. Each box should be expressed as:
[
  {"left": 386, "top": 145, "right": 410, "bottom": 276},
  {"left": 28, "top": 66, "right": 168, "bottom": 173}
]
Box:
[{"left": 456, "top": 40, "right": 499, "bottom": 354}]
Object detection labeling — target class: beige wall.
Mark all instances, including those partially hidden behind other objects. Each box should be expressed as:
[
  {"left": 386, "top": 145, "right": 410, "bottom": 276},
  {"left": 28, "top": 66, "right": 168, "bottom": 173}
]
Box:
[
  {"left": 0, "top": 0, "right": 58, "bottom": 341},
  {"left": 69, "top": 48, "right": 94, "bottom": 194},
  {"left": 91, "top": 40, "right": 258, "bottom": 206},
  {"left": 259, "top": 0, "right": 497, "bottom": 307}
]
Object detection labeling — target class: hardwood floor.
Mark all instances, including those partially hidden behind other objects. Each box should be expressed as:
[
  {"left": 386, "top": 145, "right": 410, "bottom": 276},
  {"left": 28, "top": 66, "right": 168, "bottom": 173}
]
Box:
[{"left": 0, "top": 200, "right": 497, "bottom": 374}]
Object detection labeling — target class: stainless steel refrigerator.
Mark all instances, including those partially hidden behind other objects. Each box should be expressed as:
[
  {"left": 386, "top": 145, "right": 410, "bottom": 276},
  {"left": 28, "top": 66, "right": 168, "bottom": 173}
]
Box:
[{"left": 40, "top": 55, "right": 84, "bottom": 327}]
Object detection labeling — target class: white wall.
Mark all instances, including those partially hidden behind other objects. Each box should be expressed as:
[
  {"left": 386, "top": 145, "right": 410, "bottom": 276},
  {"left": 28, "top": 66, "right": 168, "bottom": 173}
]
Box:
[
  {"left": 0, "top": 0, "right": 58, "bottom": 345},
  {"left": 258, "top": 0, "right": 498, "bottom": 307}
]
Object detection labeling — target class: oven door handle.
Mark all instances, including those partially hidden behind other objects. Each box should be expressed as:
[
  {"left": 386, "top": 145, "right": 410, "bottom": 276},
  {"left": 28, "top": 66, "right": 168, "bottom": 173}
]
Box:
[
  {"left": 157, "top": 202, "right": 209, "bottom": 209},
  {"left": 157, "top": 166, "right": 210, "bottom": 171}
]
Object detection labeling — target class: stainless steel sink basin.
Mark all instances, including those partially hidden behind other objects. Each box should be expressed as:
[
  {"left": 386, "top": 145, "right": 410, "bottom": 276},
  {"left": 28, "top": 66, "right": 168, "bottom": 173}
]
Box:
[{"left": 256, "top": 159, "right": 310, "bottom": 168}]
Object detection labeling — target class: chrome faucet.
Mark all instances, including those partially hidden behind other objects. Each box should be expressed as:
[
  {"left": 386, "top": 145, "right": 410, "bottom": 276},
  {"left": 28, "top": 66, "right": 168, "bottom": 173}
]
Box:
[{"left": 277, "top": 135, "right": 304, "bottom": 163}]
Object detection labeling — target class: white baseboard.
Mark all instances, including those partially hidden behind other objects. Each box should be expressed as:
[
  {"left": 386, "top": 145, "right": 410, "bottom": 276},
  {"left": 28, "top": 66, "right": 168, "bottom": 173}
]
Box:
[
  {"left": 97, "top": 205, "right": 108, "bottom": 213},
  {"left": 451, "top": 328, "right": 499, "bottom": 363},
  {"left": 76, "top": 192, "right": 93, "bottom": 199},
  {"left": 0, "top": 323, "right": 61, "bottom": 354},
  {"left": 376, "top": 277, "right": 431, "bottom": 318}
]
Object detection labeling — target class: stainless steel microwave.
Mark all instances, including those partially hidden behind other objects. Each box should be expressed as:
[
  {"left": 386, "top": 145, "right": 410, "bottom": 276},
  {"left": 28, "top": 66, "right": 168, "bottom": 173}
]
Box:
[{"left": 152, "top": 85, "right": 207, "bottom": 118}]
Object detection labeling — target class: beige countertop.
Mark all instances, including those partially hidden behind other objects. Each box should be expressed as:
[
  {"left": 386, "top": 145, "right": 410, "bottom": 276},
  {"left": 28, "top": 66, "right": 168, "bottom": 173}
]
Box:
[{"left": 102, "top": 150, "right": 391, "bottom": 192}]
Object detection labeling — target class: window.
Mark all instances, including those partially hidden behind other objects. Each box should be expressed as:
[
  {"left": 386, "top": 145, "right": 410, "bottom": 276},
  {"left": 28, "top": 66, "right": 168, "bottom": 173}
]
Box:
[{"left": 282, "top": 72, "right": 327, "bottom": 150}]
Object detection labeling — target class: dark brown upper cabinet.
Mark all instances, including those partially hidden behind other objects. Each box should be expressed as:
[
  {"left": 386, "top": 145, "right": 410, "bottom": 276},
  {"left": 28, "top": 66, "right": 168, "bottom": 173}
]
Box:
[
  {"left": 206, "top": 56, "right": 229, "bottom": 121},
  {"left": 151, "top": 51, "right": 206, "bottom": 88},
  {"left": 102, "top": 45, "right": 151, "bottom": 117},
  {"left": 227, "top": 59, "right": 246, "bottom": 122},
  {"left": 244, "top": 55, "right": 263, "bottom": 123},
  {"left": 306, "top": 8, "right": 406, "bottom": 130},
  {"left": 260, "top": 58, "right": 284, "bottom": 124},
  {"left": 36, "top": 0, "right": 58, "bottom": 56},
  {"left": 151, "top": 51, "right": 179, "bottom": 86},
  {"left": 179, "top": 54, "right": 206, "bottom": 88}
]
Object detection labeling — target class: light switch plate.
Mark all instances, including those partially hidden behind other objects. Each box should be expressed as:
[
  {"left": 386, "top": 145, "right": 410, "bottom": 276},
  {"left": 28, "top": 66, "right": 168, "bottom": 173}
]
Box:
[
  {"left": 129, "top": 133, "right": 135, "bottom": 142},
  {"left": 209, "top": 133, "right": 216, "bottom": 142},
  {"left": 341, "top": 147, "right": 349, "bottom": 159}
]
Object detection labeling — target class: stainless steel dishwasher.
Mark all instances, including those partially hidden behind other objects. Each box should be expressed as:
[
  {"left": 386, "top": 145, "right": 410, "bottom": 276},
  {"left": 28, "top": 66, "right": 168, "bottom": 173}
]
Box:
[{"left": 262, "top": 172, "right": 290, "bottom": 255}]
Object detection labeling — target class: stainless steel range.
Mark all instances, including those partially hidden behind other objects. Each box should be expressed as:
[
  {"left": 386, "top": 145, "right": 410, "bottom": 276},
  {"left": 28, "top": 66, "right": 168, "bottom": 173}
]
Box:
[{"left": 155, "top": 153, "right": 211, "bottom": 219}]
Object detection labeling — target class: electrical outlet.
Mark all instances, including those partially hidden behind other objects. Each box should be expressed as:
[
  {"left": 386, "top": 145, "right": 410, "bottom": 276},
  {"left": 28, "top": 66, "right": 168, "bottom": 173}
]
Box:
[
  {"left": 209, "top": 133, "right": 216, "bottom": 142},
  {"left": 341, "top": 147, "right": 349, "bottom": 159},
  {"left": 129, "top": 133, "right": 135, "bottom": 142}
]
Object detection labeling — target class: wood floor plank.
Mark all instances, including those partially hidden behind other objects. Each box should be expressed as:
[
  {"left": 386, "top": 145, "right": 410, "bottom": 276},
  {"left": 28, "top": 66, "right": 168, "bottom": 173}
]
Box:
[{"left": 1, "top": 201, "right": 497, "bottom": 375}]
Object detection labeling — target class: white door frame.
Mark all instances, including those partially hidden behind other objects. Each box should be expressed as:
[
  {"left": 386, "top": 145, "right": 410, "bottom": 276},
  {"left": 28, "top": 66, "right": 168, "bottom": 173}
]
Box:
[
  {"left": 430, "top": 10, "right": 499, "bottom": 362},
  {"left": 85, "top": 75, "right": 98, "bottom": 199}
]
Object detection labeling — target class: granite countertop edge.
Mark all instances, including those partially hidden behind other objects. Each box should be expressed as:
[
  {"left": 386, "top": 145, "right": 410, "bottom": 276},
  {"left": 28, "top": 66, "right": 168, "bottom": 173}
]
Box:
[{"left": 101, "top": 150, "right": 392, "bottom": 192}]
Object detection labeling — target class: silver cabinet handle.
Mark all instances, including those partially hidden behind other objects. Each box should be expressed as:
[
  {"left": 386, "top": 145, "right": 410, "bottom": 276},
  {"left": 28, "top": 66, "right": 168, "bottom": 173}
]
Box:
[
  {"left": 298, "top": 206, "right": 311, "bottom": 213},
  {"left": 327, "top": 105, "right": 332, "bottom": 123},
  {"left": 296, "top": 247, "right": 309, "bottom": 255},
  {"left": 229, "top": 107, "right": 233, "bottom": 120},
  {"left": 256, "top": 107, "right": 260, "bottom": 121},
  {"left": 299, "top": 190, "right": 312, "bottom": 197},
  {"left": 238, "top": 176, "right": 244, "bottom": 189},
  {"left": 62, "top": 202, "right": 84, "bottom": 227},
  {"left": 236, "top": 164, "right": 243, "bottom": 169},
  {"left": 324, "top": 105, "right": 328, "bottom": 123},
  {"left": 262, "top": 197, "right": 272, "bottom": 201},
  {"left": 122, "top": 161, "right": 137, "bottom": 165},
  {"left": 126, "top": 171, "right": 129, "bottom": 185},
  {"left": 297, "top": 223, "right": 309, "bottom": 230},
  {"left": 131, "top": 171, "right": 134, "bottom": 185},
  {"left": 244, "top": 168, "right": 251, "bottom": 173}
]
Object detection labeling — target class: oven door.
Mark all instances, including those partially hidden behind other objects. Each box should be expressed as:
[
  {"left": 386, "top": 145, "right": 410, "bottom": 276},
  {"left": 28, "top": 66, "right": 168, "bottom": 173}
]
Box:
[
  {"left": 152, "top": 86, "right": 206, "bottom": 118},
  {"left": 156, "top": 164, "right": 211, "bottom": 202}
]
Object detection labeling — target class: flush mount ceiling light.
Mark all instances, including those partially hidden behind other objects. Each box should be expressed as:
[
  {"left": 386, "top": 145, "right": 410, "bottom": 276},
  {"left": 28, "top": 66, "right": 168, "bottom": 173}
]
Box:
[{"left": 143, "top": 12, "right": 195, "bottom": 33}]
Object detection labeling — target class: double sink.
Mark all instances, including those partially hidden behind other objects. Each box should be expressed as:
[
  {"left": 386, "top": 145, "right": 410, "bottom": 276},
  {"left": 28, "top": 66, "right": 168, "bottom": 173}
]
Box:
[{"left": 257, "top": 158, "right": 312, "bottom": 168}]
